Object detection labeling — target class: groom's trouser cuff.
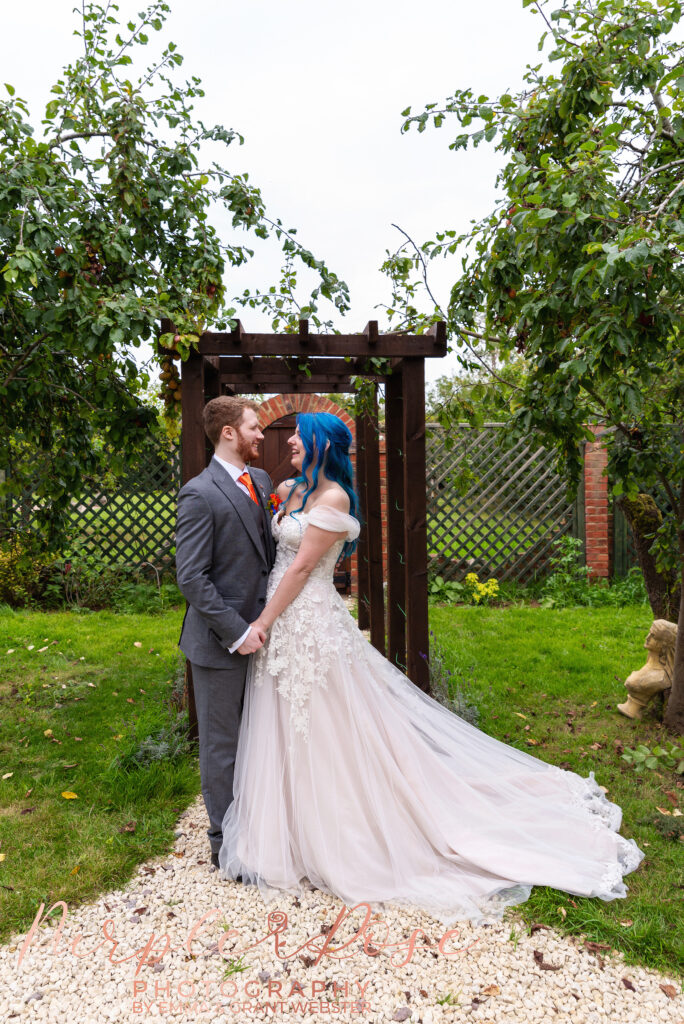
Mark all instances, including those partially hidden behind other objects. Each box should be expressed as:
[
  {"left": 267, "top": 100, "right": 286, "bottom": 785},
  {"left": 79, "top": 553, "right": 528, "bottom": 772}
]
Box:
[{"left": 190, "top": 660, "right": 248, "bottom": 854}]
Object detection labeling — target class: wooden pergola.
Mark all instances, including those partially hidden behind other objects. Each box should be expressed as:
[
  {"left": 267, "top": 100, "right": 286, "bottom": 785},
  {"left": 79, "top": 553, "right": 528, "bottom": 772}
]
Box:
[{"left": 167, "top": 318, "right": 446, "bottom": 722}]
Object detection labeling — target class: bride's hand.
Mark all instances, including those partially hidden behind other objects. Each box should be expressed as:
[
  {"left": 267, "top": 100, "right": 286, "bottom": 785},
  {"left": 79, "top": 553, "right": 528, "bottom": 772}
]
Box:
[{"left": 250, "top": 618, "right": 269, "bottom": 639}]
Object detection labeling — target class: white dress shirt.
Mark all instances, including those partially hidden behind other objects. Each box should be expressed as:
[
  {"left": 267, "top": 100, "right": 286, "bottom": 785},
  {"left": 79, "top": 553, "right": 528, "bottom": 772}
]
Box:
[{"left": 212, "top": 455, "right": 256, "bottom": 653}]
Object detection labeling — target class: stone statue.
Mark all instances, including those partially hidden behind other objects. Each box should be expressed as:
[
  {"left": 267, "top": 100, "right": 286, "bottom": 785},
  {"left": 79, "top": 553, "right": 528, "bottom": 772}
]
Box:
[{"left": 617, "top": 619, "right": 678, "bottom": 719}]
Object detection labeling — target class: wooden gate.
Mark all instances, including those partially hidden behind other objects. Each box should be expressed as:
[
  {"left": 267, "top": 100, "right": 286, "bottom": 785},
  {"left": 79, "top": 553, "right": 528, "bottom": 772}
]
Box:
[{"left": 250, "top": 413, "right": 352, "bottom": 594}]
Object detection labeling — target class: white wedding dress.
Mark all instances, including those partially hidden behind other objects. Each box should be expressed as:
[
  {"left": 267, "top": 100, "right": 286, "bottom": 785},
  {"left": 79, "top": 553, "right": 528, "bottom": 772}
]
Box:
[{"left": 219, "top": 505, "right": 644, "bottom": 924}]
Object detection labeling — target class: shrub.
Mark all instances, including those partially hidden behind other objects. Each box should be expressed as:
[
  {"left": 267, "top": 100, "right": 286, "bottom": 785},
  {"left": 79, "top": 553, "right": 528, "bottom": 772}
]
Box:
[
  {"left": 0, "top": 545, "right": 61, "bottom": 607},
  {"left": 541, "top": 536, "right": 648, "bottom": 608},
  {"left": 463, "top": 572, "right": 499, "bottom": 605}
]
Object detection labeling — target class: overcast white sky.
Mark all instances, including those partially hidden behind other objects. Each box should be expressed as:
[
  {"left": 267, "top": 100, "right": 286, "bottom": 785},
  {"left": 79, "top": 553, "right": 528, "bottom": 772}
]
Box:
[{"left": 1, "top": 0, "right": 543, "bottom": 383}]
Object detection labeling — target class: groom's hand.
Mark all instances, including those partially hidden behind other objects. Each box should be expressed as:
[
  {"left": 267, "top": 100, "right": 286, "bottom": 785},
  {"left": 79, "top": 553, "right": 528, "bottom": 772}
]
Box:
[{"left": 237, "top": 625, "right": 266, "bottom": 655}]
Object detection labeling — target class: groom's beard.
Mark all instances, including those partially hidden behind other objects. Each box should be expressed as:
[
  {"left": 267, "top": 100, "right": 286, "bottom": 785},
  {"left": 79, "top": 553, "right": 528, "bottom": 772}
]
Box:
[{"left": 236, "top": 428, "right": 260, "bottom": 464}]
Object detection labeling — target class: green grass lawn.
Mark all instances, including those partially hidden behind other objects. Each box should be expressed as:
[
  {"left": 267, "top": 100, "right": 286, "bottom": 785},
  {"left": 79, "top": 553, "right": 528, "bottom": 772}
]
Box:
[
  {"left": 0, "top": 603, "right": 681, "bottom": 981},
  {"left": 0, "top": 604, "right": 197, "bottom": 945},
  {"left": 430, "top": 604, "right": 682, "bottom": 979}
]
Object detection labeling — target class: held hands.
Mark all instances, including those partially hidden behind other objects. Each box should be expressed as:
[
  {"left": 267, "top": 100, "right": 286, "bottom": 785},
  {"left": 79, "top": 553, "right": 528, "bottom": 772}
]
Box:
[{"left": 237, "top": 624, "right": 267, "bottom": 655}]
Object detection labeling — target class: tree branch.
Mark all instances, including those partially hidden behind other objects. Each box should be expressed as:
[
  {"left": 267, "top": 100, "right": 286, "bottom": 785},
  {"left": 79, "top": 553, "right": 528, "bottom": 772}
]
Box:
[
  {"left": 2, "top": 335, "right": 47, "bottom": 388},
  {"left": 390, "top": 223, "right": 446, "bottom": 318},
  {"left": 649, "top": 88, "right": 675, "bottom": 140}
]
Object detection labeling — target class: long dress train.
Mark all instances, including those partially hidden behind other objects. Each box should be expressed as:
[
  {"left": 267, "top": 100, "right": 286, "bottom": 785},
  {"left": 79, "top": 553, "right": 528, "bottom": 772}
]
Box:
[{"left": 219, "top": 505, "right": 644, "bottom": 924}]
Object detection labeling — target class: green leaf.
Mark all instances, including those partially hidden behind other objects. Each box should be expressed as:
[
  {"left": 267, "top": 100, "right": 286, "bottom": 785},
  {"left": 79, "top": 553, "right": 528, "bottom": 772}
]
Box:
[{"left": 4, "top": 83, "right": 15, "bottom": 96}]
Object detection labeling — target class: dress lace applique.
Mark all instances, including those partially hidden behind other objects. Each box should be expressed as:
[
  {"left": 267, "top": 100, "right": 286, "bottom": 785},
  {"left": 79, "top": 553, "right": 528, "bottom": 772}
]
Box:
[{"left": 252, "top": 508, "right": 363, "bottom": 740}]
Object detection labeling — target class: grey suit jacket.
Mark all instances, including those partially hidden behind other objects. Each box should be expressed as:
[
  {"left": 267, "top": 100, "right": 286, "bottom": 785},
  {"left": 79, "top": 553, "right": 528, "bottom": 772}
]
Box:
[{"left": 175, "top": 457, "right": 276, "bottom": 668}]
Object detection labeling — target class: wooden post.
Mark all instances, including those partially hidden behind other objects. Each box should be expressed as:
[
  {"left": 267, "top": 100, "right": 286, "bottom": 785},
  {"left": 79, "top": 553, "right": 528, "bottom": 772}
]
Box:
[
  {"left": 180, "top": 349, "right": 207, "bottom": 485},
  {"left": 355, "top": 410, "right": 371, "bottom": 631},
  {"left": 402, "top": 357, "right": 430, "bottom": 693},
  {"left": 363, "top": 388, "right": 385, "bottom": 655},
  {"left": 179, "top": 348, "right": 209, "bottom": 741},
  {"left": 385, "top": 367, "right": 406, "bottom": 670}
]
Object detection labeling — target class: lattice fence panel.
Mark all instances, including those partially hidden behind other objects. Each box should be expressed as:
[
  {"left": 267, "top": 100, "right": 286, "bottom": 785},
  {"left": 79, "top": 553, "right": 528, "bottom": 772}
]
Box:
[
  {"left": 3, "top": 444, "right": 180, "bottom": 569},
  {"left": 426, "top": 424, "right": 575, "bottom": 582}
]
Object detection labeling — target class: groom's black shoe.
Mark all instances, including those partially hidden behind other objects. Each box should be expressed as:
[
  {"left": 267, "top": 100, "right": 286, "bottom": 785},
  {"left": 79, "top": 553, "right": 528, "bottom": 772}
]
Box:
[{"left": 210, "top": 850, "right": 243, "bottom": 883}]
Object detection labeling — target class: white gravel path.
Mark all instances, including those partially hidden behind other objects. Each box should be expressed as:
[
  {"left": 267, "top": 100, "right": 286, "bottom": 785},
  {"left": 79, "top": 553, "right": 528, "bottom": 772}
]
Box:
[{"left": 1, "top": 795, "right": 681, "bottom": 1024}]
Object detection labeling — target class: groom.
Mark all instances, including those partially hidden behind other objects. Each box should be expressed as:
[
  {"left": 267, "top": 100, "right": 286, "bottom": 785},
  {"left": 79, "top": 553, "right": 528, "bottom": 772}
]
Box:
[{"left": 175, "top": 396, "right": 276, "bottom": 870}]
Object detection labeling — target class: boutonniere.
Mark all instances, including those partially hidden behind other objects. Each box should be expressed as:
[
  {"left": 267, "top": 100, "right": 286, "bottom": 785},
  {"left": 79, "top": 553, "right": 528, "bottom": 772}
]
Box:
[{"left": 267, "top": 493, "right": 282, "bottom": 517}]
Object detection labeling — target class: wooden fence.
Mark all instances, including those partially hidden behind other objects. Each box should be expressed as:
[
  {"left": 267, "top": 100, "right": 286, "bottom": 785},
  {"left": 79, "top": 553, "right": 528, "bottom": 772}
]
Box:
[
  {"left": 1, "top": 443, "right": 179, "bottom": 570},
  {"left": 2, "top": 425, "right": 633, "bottom": 582},
  {"left": 426, "top": 424, "right": 575, "bottom": 582}
]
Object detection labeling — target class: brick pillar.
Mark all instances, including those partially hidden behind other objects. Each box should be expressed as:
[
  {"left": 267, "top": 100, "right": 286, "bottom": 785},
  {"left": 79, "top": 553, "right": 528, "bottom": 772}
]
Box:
[{"left": 584, "top": 427, "right": 612, "bottom": 578}]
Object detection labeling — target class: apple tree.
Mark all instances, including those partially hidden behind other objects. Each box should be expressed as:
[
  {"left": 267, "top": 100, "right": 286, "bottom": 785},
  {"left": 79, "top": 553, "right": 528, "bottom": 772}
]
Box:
[
  {"left": 391, "top": 0, "right": 684, "bottom": 731},
  {"left": 0, "top": 1, "right": 349, "bottom": 549}
]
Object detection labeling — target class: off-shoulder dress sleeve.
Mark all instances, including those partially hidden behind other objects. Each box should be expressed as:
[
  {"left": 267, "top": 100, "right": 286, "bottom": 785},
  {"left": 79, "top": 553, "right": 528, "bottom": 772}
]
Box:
[{"left": 307, "top": 504, "right": 360, "bottom": 541}]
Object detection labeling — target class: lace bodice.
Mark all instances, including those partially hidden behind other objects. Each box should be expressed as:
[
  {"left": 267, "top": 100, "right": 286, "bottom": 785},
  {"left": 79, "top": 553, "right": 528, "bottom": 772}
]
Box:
[
  {"left": 251, "top": 505, "right": 362, "bottom": 740},
  {"left": 271, "top": 506, "right": 359, "bottom": 583}
]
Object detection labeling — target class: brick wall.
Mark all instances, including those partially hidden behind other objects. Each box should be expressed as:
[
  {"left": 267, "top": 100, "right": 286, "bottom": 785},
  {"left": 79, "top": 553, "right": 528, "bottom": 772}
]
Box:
[{"left": 583, "top": 426, "right": 612, "bottom": 578}]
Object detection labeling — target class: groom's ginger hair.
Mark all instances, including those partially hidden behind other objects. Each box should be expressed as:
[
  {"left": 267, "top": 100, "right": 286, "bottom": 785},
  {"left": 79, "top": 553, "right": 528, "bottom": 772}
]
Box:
[{"left": 203, "top": 396, "right": 260, "bottom": 447}]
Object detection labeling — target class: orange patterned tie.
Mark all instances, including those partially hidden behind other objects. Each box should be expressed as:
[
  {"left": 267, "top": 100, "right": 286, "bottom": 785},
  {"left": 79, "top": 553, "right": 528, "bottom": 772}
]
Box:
[{"left": 237, "top": 471, "right": 259, "bottom": 504}]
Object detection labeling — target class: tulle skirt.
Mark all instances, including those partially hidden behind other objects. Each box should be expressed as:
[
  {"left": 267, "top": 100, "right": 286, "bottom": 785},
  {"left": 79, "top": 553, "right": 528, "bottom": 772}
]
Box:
[{"left": 219, "top": 627, "right": 644, "bottom": 925}]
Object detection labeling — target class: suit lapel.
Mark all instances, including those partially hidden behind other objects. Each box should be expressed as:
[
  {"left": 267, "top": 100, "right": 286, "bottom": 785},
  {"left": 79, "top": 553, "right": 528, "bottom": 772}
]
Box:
[
  {"left": 209, "top": 459, "right": 267, "bottom": 565},
  {"left": 249, "top": 469, "right": 276, "bottom": 568}
]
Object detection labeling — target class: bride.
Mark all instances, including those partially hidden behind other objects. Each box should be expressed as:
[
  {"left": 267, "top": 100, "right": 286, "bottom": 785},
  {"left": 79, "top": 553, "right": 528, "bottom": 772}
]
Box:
[{"left": 218, "top": 412, "right": 644, "bottom": 924}]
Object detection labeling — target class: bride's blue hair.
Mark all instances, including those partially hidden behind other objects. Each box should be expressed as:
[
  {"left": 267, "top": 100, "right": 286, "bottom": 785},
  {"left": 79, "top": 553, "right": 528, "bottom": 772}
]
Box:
[{"left": 289, "top": 412, "right": 360, "bottom": 558}]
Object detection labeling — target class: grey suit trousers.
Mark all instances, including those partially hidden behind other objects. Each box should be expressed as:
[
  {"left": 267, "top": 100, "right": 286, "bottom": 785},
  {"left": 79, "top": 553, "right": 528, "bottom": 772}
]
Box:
[{"left": 190, "top": 660, "right": 249, "bottom": 854}]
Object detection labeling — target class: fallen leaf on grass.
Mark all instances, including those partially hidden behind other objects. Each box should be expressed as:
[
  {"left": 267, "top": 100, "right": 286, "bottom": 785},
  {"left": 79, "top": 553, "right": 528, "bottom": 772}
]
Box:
[
  {"left": 133, "top": 642, "right": 142, "bottom": 648},
  {"left": 513, "top": 713, "right": 527, "bottom": 719},
  {"left": 620, "top": 919, "right": 633, "bottom": 927},
  {"left": 664, "top": 790, "right": 679, "bottom": 808},
  {"left": 61, "top": 791, "right": 78, "bottom": 800},
  {"left": 87, "top": 682, "right": 95, "bottom": 688},
  {"left": 20, "top": 807, "right": 36, "bottom": 815},
  {"left": 589, "top": 742, "right": 604, "bottom": 750},
  {"left": 557, "top": 907, "right": 567, "bottom": 920},
  {"left": 70, "top": 866, "right": 80, "bottom": 875},
  {"left": 24, "top": 788, "right": 32, "bottom": 798},
  {"left": 73, "top": 737, "right": 82, "bottom": 742},
  {"left": 119, "top": 821, "right": 137, "bottom": 834},
  {"left": 113, "top": 735, "right": 123, "bottom": 741},
  {"left": 6, "top": 649, "right": 14, "bottom": 655},
  {"left": 530, "top": 923, "right": 551, "bottom": 935},
  {"left": 127, "top": 699, "right": 135, "bottom": 705},
  {"left": 43, "top": 729, "right": 53, "bottom": 737},
  {"left": 583, "top": 940, "right": 611, "bottom": 954},
  {"left": 0, "top": 853, "right": 5, "bottom": 862},
  {"left": 533, "top": 950, "right": 561, "bottom": 971},
  {"left": 621, "top": 977, "right": 636, "bottom": 991},
  {"left": 27, "top": 645, "right": 34, "bottom": 651},
  {"left": 659, "top": 984, "right": 677, "bottom": 999},
  {"left": 61, "top": 763, "right": 78, "bottom": 769},
  {"left": 656, "top": 806, "right": 672, "bottom": 816},
  {"left": 2, "top": 773, "right": 13, "bottom": 780},
  {"left": 37, "top": 647, "right": 48, "bottom": 654}
]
